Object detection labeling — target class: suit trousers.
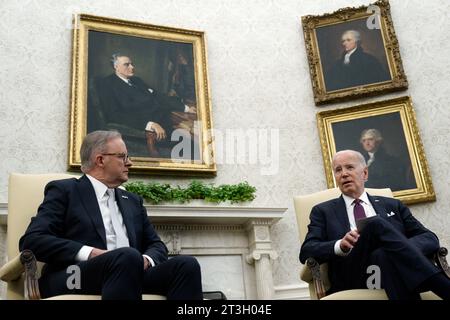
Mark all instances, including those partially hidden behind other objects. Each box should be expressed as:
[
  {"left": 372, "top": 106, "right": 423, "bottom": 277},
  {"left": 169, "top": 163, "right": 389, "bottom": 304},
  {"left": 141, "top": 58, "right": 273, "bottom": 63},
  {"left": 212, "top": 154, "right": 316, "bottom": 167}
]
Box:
[
  {"left": 335, "top": 217, "right": 439, "bottom": 299},
  {"left": 39, "top": 247, "right": 202, "bottom": 300}
]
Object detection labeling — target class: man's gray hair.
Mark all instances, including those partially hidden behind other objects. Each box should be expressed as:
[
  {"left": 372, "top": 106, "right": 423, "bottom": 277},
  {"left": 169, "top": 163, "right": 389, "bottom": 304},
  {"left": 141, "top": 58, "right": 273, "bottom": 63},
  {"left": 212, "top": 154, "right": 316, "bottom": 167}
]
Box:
[
  {"left": 110, "top": 53, "right": 126, "bottom": 69},
  {"left": 80, "top": 130, "right": 122, "bottom": 173},
  {"left": 360, "top": 128, "right": 383, "bottom": 144},
  {"left": 332, "top": 150, "right": 367, "bottom": 168},
  {"left": 343, "top": 30, "right": 361, "bottom": 43}
]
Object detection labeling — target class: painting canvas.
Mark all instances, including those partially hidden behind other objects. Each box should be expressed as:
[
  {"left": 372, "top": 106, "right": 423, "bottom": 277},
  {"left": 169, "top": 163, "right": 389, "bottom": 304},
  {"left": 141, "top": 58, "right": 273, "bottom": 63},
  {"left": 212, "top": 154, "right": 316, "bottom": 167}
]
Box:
[
  {"left": 317, "top": 96, "right": 435, "bottom": 204},
  {"left": 69, "top": 14, "right": 216, "bottom": 175},
  {"left": 302, "top": 0, "right": 408, "bottom": 105}
]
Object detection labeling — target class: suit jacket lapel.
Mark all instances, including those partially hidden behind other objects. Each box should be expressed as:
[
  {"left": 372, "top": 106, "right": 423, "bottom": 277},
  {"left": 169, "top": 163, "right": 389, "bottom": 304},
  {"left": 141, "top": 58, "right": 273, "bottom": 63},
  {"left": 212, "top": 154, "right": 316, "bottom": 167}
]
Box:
[
  {"left": 115, "top": 188, "right": 136, "bottom": 248},
  {"left": 367, "top": 193, "right": 388, "bottom": 219},
  {"left": 76, "top": 175, "right": 107, "bottom": 246},
  {"left": 334, "top": 196, "right": 350, "bottom": 231}
]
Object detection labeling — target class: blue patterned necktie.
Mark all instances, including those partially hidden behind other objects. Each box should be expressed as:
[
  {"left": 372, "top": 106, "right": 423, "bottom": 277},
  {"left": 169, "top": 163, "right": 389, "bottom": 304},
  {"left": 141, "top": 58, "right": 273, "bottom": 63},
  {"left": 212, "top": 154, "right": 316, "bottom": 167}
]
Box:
[{"left": 353, "top": 199, "right": 366, "bottom": 221}]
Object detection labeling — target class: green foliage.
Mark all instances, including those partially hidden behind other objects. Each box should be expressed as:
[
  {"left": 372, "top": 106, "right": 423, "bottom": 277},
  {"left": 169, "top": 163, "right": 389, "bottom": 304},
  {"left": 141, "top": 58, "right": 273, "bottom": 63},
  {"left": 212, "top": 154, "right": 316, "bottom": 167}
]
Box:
[{"left": 124, "top": 180, "right": 256, "bottom": 204}]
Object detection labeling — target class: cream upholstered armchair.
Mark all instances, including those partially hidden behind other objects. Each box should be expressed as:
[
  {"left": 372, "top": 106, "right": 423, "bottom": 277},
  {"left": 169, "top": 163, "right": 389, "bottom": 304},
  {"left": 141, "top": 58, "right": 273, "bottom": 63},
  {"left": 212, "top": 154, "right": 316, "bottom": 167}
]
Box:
[
  {"left": 293, "top": 187, "right": 449, "bottom": 300},
  {"left": 0, "top": 173, "right": 166, "bottom": 300}
]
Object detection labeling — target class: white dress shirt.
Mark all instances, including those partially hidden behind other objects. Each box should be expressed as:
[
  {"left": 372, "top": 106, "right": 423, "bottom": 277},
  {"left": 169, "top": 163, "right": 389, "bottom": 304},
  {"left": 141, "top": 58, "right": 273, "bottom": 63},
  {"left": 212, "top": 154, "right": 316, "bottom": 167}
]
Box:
[
  {"left": 75, "top": 175, "right": 154, "bottom": 267},
  {"left": 344, "top": 47, "right": 357, "bottom": 64},
  {"left": 367, "top": 152, "right": 375, "bottom": 166},
  {"left": 334, "top": 191, "right": 377, "bottom": 256}
]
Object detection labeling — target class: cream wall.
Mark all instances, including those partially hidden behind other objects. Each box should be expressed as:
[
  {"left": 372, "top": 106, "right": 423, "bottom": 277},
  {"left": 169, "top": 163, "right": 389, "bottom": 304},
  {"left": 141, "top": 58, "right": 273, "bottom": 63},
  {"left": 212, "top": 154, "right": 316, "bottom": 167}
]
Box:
[{"left": 0, "top": 0, "right": 449, "bottom": 298}]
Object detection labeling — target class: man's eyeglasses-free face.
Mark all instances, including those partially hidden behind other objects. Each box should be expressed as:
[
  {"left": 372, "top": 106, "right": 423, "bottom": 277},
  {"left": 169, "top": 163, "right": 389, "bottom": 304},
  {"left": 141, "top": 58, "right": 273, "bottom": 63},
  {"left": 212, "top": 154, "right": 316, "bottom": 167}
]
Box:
[{"left": 102, "top": 153, "right": 130, "bottom": 164}]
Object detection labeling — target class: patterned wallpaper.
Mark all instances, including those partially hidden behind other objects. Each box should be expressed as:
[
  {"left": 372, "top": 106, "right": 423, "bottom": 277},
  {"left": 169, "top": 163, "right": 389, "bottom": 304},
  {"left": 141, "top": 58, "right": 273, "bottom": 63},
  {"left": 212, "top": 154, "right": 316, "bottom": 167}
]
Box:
[{"left": 0, "top": 0, "right": 449, "bottom": 289}]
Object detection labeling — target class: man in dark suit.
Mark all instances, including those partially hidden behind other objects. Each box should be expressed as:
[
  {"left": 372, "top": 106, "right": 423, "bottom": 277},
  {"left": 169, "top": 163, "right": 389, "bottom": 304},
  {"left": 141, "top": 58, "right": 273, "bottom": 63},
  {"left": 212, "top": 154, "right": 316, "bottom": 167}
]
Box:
[
  {"left": 97, "top": 54, "right": 197, "bottom": 156},
  {"left": 359, "top": 128, "right": 416, "bottom": 191},
  {"left": 299, "top": 150, "right": 450, "bottom": 299},
  {"left": 325, "top": 30, "right": 391, "bottom": 91},
  {"left": 19, "top": 130, "right": 203, "bottom": 300}
]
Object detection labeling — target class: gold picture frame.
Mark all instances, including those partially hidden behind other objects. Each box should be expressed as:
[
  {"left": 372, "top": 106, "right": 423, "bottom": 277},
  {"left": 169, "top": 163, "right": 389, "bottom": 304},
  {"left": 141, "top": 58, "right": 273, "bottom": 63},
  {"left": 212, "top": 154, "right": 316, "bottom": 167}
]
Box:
[
  {"left": 317, "top": 96, "right": 435, "bottom": 205},
  {"left": 302, "top": 0, "right": 408, "bottom": 105},
  {"left": 69, "top": 14, "right": 216, "bottom": 175}
]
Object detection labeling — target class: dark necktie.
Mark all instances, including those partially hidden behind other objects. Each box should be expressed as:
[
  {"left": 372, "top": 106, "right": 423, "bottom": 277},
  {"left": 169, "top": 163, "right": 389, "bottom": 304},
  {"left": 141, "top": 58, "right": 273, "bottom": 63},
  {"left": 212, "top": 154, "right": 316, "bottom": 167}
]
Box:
[{"left": 353, "top": 199, "right": 366, "bottom": 221}]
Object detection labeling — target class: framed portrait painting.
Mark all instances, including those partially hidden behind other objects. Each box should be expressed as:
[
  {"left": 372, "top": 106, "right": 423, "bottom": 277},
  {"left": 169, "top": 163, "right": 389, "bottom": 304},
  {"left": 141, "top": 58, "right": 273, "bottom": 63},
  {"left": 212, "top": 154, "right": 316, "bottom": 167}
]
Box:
[
  {"left": 68, "top": 14, "right": 216, "bottom": 175},
  {"left": 317, "top": 96, "right": 435, "bottom": 205},
  {"left": 302, "top": 0, "right": 408, "bottom": 105}
]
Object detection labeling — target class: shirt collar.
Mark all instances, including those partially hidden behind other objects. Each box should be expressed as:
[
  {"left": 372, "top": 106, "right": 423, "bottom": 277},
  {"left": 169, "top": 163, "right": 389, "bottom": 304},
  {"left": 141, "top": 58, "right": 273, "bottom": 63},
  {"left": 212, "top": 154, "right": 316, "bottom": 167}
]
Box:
[
  {"left": 345, "top": 47, "right": 357, "bottom": 57},
  {"left": 116, "top": 74, "right": 131, "bottom": 84},
  {"left": 86, "top": 174, "right": 110, "bottom": 200},
  {"left": 342, "top": 190, "right": 369, "bottom": 208}
]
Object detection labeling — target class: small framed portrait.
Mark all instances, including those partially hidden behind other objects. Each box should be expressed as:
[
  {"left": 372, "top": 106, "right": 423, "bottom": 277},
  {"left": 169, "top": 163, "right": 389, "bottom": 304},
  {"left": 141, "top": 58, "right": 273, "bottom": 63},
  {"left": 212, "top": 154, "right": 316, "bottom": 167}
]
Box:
[
  {"left": 316, "top": 96, "right": 435, "bottom": 205},
  {"left": 302, "top": 0, "right": 408, "bottom": 105},
  {"left": 68, "top": 14, "right": 216, "bottom": 175}
]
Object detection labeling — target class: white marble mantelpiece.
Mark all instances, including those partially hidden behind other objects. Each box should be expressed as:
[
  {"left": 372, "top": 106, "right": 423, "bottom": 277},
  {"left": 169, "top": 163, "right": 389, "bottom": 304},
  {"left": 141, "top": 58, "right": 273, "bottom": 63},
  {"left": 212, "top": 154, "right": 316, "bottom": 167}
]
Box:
[
  {"left": 0, "top": 203, "right": 286, "bottom": 299},
  {"left": 146, "top": 204, "right": 285, "bottom": 299}
]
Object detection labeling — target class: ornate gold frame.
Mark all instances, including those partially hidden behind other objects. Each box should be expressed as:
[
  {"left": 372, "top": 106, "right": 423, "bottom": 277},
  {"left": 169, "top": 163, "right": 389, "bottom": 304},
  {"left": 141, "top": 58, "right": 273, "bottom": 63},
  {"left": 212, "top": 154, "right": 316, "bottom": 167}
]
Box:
[
  {"left": 68, "top": 14, "right": 216, "bottom": 175},
  {"left": 302, "top": 0, "right": 408, "bottom": 105},
  {"left": 317, "top": 96, "right": 435, "bottom": 204}
]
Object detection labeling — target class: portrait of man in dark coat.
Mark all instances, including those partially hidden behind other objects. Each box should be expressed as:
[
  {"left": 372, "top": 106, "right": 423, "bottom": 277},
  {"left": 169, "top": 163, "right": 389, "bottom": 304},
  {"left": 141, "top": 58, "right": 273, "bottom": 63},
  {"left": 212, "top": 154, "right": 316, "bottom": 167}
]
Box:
[{"left": 324, "top": 30, "right": 391, "bottom": 91}]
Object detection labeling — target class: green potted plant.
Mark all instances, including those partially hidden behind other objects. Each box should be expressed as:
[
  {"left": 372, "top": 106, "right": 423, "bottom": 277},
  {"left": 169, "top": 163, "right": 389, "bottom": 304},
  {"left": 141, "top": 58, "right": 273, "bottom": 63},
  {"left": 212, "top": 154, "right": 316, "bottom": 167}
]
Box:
[{"left": 124, "top": 180, "right": 256, "bottom": 205}]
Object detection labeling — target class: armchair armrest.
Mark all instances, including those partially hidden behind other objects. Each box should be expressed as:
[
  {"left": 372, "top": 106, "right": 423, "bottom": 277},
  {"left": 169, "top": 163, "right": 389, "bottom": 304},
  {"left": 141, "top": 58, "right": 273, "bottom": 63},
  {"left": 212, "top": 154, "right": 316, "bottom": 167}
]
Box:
[
  {"left": 21, "top": 250, "right": 41, "bottom": 300},
  {"left": 0, "top": 250, "right": 41, "bottom": 300},
  {"left": 302, "top": 258, "right": 326, "bottom": 299},
  {"left": 435, "top": 247, "right": 450, "bottom": 279},
  {"left": 0, "top": 254, "right": 24, "bottom": 281},
  {"left": 300, "top": 263, "right": 313, "bottom": 283}
]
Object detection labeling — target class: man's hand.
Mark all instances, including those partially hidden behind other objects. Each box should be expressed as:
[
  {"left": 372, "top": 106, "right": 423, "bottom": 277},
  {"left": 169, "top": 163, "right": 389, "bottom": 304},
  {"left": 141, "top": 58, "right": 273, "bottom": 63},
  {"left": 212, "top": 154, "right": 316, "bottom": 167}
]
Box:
[
  {"left": 152, "top": 123, "right": 167, "bottom": 140},
  {"left": 89, "top": 248, "right": 108, "bottom": 259},
  {"left": 143, "top": 256, "right": 150, "bottom": 270},
  {"left": 340, "top": 230, "right": 360, "bottom": 252},
  {"left": 186, "top": 106, "right": 197, "bottom": 114}
]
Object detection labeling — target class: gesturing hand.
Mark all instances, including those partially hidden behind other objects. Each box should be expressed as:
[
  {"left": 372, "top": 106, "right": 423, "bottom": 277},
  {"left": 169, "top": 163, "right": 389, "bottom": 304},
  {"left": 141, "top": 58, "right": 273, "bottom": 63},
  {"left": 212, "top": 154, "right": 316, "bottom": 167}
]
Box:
[{"left": 340, "top": 230, "right": 360, "bottom": 252}]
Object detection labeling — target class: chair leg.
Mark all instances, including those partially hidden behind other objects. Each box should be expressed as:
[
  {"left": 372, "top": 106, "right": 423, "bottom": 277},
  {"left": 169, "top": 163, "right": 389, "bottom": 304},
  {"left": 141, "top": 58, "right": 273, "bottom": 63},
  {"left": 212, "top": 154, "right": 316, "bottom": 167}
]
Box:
[{"left": 20, "top": 250, "right": 41, "bottom": 300}]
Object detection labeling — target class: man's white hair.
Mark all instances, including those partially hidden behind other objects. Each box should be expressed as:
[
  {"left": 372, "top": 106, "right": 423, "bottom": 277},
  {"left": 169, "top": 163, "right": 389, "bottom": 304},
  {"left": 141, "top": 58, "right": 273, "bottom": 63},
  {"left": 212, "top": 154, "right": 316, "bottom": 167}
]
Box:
[
  {"left": 332, "top": 149, "right": 367, "bottom": 169},
  {"left": 360, "top": 128, "right": 383, "bottom": 144},
  {"left": 343, "top": 30, "right": 361, "bottom": 43},
  {"left": 110, "top": 53, "right": 127, "bottom": 69}
]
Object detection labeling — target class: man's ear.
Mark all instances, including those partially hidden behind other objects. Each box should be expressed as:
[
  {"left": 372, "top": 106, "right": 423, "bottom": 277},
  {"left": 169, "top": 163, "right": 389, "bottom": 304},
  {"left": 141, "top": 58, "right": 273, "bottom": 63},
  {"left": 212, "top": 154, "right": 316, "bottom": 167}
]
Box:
[
  {"left": 94, "top": 154, "right": 105, "bottom": 168},
  {"left": 363, "top": 166, "right": 369, "bottom": 181}
]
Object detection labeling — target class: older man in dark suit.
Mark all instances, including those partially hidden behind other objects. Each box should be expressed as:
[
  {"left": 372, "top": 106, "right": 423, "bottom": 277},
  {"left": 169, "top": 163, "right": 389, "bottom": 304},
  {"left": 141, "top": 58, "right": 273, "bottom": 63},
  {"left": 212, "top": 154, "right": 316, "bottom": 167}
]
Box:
[
  {"left": 96, "top": 54, "right": 197, "bottom": 157},
  {"left": 359, "top": 128, "right": 416, "bottom": 191},
  {"left": 325, "top": 30, "right": 391, "bottom": 91},
  {"left": 299, "top": 150, "right": 450, "bottom": 299},
  {"left": 20, "top": 130, "right": 203, "bottom": 299}
]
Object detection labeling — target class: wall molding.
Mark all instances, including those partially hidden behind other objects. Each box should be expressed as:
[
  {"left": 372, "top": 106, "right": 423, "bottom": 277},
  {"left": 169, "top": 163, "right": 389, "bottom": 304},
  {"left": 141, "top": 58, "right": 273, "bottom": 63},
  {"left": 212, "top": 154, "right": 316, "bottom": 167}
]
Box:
[
  {"left": 0, "top": 202, "right": 286, "bottom": 227},
  {"left": 273, "top": 283, "right": 310, "bottom": 300}
]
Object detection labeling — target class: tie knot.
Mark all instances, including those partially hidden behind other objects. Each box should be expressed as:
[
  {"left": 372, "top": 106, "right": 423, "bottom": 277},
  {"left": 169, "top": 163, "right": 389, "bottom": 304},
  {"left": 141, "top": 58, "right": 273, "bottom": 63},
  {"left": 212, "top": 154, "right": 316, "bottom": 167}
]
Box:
[
  {"left": 353, "top": 199, "right": 361, "bottom": 205},
  {"left": 106, "top": 189, "right": 115, "bottom": 199}
]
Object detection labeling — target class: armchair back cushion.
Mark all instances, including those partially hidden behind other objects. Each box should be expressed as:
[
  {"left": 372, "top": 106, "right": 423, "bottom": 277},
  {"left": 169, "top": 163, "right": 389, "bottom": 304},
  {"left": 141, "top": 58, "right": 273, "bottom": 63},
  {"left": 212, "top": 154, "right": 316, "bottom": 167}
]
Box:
[{"left": 7, "top": 173, "right": 77, "bottom": 299}]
